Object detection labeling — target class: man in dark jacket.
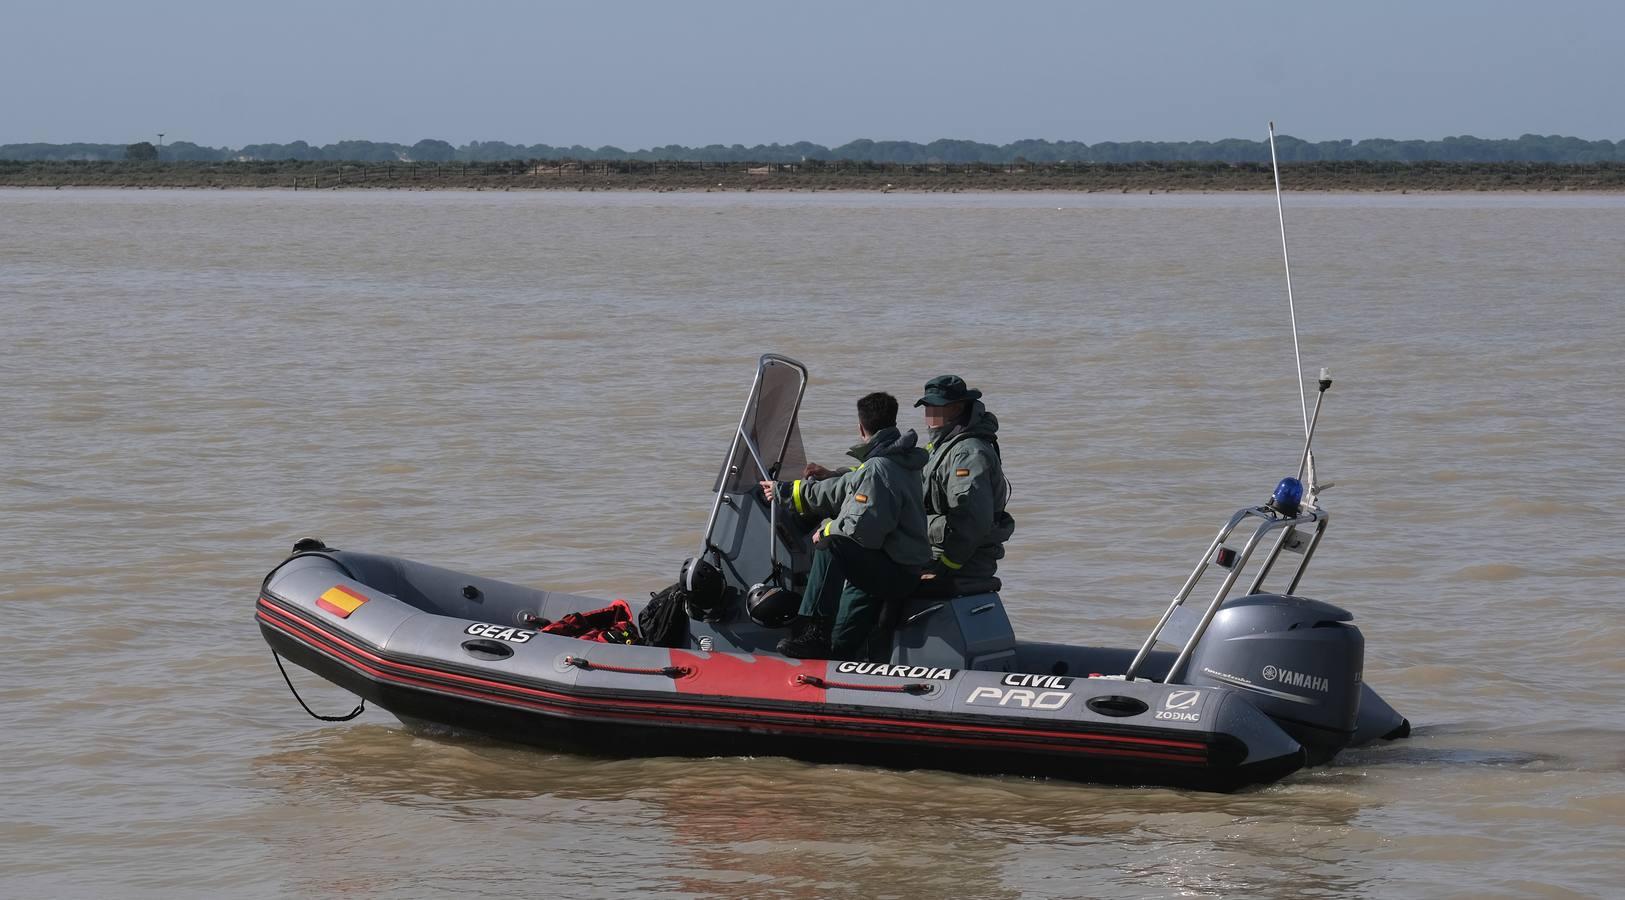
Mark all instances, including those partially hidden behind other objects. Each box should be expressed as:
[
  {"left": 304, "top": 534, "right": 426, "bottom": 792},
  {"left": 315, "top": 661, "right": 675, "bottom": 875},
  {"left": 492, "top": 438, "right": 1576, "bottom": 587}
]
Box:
[
  {"left": 914, "top": 375, "right": 1015, "bottom": 598},
  {"left": 760, "top": 392, "right": 931, "bottom": 659}
]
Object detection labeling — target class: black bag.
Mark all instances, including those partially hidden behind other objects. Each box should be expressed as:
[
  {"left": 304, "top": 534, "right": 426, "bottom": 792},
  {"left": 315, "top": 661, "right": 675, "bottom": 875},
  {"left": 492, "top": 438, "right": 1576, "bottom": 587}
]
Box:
[{"left": 638, "top": 582, "right": 691, "bottom": 648}]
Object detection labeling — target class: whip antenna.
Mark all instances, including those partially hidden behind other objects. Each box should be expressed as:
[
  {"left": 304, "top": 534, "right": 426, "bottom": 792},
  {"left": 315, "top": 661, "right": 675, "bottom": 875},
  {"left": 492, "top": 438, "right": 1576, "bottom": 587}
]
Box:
[{"left": 1268, "top": 121, "right": 1309, "bottom": 436}]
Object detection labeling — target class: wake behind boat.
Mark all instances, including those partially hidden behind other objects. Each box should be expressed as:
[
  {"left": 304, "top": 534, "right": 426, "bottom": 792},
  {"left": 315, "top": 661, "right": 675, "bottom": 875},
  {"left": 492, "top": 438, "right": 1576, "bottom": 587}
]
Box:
[{"left": 257, "top": 354, "right": 1409, "bottom": 792}]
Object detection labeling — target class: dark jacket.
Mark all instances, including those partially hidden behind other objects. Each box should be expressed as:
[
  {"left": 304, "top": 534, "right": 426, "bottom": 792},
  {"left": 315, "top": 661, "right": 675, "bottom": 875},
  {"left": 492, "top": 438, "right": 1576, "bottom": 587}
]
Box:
[
  {"left": 923, "top": 401, "right": 1015, "bottom": 580},
  {"left": 788, "top": 427, "right": 932, "bottom": 568}
]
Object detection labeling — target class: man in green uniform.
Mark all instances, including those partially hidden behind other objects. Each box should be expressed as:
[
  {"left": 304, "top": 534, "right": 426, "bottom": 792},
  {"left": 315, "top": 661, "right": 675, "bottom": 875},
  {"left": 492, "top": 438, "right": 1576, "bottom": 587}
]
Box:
[
  {"left": 914, "top": 375, "right": 1015, "bottom": 598},
  {"left": 759, "top": 392, "right": 931, "bottom": 659}
]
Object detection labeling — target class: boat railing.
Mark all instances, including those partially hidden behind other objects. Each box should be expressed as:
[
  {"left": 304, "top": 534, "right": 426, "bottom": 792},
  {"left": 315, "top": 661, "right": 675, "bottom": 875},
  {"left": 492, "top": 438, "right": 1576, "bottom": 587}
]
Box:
[{"left": 1123, "top": 503, "right": 1329, "bottom": 683}]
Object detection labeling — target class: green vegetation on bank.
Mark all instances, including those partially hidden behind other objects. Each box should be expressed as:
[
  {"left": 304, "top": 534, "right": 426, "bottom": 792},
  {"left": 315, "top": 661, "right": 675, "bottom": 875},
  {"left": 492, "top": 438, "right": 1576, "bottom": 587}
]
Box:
[
  {"left": 5, "top": 159, "right": 1623, "bottom": 192},
  {"left": 3, "top": 133, "right": 1624, "bottom": 164}
]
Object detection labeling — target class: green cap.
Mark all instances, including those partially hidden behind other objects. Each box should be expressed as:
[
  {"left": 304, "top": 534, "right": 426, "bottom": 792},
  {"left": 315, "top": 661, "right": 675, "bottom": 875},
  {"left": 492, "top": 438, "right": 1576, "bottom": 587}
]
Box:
[{"left": 914, "top": 375, "right": 982, "bottom": 408}]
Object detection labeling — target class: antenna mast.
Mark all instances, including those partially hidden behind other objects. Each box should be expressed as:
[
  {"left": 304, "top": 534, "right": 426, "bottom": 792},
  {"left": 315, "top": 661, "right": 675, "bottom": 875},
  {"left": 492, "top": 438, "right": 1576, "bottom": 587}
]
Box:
[{"left": 1268, "top": 122, "right": 1309, "bottom": 437}]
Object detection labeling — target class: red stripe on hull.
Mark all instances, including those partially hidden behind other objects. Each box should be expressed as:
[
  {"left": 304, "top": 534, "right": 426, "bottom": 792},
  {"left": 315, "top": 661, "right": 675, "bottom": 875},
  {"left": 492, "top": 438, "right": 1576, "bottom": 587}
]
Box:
[{"left": 669, "top": 649, "right": 827, "bottom": 702}]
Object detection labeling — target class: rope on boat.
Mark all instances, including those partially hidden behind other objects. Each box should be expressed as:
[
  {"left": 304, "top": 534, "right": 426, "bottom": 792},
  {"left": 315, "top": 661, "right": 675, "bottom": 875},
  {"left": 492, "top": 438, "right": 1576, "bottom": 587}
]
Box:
[
  {"left": 795, "top": 674, "right": 934, "bottom": 695},
  {"left": 564, "top": 656, "right": 691, "bottom": 678},
  {"left": 272, "top": 650, "right": 366, "bottom": 722}
]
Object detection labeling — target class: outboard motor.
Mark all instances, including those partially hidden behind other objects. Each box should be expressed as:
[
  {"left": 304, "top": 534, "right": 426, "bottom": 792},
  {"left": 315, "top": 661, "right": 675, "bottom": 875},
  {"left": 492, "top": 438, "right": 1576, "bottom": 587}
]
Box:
[{"left": 1185, "top": 593, "right": 1364, "bottom": 763}]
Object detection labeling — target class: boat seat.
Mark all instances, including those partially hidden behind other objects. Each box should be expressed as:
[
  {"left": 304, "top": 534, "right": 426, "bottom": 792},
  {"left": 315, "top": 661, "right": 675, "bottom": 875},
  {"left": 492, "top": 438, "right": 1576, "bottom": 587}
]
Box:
[
  {"left": 873, "top": 574, "right": 1002, "bottom": 640},
  {"left": 880, "top": 592, "right": 1017, "bottom": 672}
]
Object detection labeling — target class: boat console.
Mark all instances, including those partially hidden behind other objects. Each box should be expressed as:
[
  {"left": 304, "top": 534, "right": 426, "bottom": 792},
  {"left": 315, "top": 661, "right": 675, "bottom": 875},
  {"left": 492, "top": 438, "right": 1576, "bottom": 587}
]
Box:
[
  {"left": 887, "top": 593, "right": 1017, "bottom": 671},
  {"left": 683, "top": 354, "right": 1025, "bottom": 670}
]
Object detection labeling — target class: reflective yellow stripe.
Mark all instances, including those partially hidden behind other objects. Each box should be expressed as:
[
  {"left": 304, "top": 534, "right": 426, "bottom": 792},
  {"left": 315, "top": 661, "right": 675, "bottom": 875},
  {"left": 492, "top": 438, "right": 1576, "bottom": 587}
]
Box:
[
  {"left": 791, "top": 479, "right": 807, "bottom": 516},
  {"left": 939, "top": 555, "right": 963, "bottom": 570},
  {"left": 823, "top": 520, "right": 833, "bottom": 537}
]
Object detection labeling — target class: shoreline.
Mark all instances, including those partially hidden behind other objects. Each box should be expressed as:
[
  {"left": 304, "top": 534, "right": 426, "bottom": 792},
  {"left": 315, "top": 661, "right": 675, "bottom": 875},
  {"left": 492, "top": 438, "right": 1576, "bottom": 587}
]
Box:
[
  {"left": 8, "top": 185, "right": 1625, "bottom": 197},
  {"left": 4, "top": 160, "right": 1623, "bottom": 192}
]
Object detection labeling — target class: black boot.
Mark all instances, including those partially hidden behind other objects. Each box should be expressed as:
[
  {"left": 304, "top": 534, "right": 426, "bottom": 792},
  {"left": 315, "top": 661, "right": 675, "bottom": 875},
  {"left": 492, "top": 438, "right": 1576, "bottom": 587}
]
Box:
[{"left": 776, "top": 616, "right": 831, "bottom": 659}]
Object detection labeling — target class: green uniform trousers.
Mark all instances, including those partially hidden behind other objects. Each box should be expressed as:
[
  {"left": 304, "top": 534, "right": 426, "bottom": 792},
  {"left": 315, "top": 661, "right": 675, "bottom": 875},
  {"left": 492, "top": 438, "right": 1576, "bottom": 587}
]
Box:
[{"left": 797, "top": 535, "right": 921, "bottom": 659}]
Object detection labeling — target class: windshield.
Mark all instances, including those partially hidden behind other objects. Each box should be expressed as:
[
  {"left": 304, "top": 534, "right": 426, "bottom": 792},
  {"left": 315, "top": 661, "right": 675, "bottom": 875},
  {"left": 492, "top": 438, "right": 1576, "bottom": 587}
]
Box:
[{"left": 715, "top": 355, "right": 808, "bottom": 492}]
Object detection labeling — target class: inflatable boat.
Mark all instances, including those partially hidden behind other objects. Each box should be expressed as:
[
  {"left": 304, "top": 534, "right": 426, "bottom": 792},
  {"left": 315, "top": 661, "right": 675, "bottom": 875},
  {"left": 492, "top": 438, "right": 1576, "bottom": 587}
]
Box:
[{"left": 258, "top": 354, "right": 1409, "bottom": 792}]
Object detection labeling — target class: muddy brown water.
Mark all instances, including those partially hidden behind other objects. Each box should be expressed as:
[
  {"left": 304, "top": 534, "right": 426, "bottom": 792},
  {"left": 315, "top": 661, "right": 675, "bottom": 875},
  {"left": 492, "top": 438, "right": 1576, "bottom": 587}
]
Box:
[{"left": 3, "top": 189, "right": 1622, "bottom": 898}]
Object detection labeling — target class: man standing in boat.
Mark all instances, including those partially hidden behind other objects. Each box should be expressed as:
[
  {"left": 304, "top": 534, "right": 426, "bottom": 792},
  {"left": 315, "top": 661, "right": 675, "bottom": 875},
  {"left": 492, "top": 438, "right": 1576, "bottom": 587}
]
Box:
[
  {"left": 912, "top": 375, "right": 1015, "bottom": 598},
  {"left": 759, "top": 392, "right": 932, "bottom": 659}
]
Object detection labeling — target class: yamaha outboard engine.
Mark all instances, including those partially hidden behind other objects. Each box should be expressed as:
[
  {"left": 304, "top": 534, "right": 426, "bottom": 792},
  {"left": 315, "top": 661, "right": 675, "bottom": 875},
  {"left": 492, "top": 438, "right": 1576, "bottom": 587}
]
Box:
[{"left": 1185, "top": 593, "right": 1364, "bottom": 763}]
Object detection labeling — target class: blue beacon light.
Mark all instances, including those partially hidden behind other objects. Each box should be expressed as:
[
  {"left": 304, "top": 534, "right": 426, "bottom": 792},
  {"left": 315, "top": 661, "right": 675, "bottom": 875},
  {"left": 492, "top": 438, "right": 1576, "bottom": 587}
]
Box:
[{"left": 1269, "top": 477, "right": 1304, "bottom": 516}]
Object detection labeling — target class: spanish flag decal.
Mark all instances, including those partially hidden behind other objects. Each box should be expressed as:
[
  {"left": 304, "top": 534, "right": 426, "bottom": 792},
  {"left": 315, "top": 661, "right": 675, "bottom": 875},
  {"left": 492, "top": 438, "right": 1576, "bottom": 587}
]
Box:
[{"left": 316, "top": 585, "right": 368, "bottom": 619}]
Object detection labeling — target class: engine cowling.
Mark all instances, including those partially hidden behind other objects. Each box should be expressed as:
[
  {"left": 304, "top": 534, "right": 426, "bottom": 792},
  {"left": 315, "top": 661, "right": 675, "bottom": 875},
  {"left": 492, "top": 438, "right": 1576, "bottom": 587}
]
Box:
[{"left": 1185, "top": 593, "right": 1364, "bottom": 763}]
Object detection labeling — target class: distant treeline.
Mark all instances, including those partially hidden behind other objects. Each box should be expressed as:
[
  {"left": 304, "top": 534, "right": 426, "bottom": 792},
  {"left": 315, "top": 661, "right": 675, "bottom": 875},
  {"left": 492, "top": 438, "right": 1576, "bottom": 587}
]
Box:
[
  {"left": 9, "top": 159, "right": 1622, "bottom": 192},
  {"left": 5, "top": 134, "right": 1624, "bottom": 164}
]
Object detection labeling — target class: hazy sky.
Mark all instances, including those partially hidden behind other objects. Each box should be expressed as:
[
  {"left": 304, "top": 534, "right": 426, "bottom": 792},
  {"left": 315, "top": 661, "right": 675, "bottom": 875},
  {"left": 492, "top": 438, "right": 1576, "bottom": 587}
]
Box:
[{"left": 6, "top": 0, "right": 1621, "bottom": 148}]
